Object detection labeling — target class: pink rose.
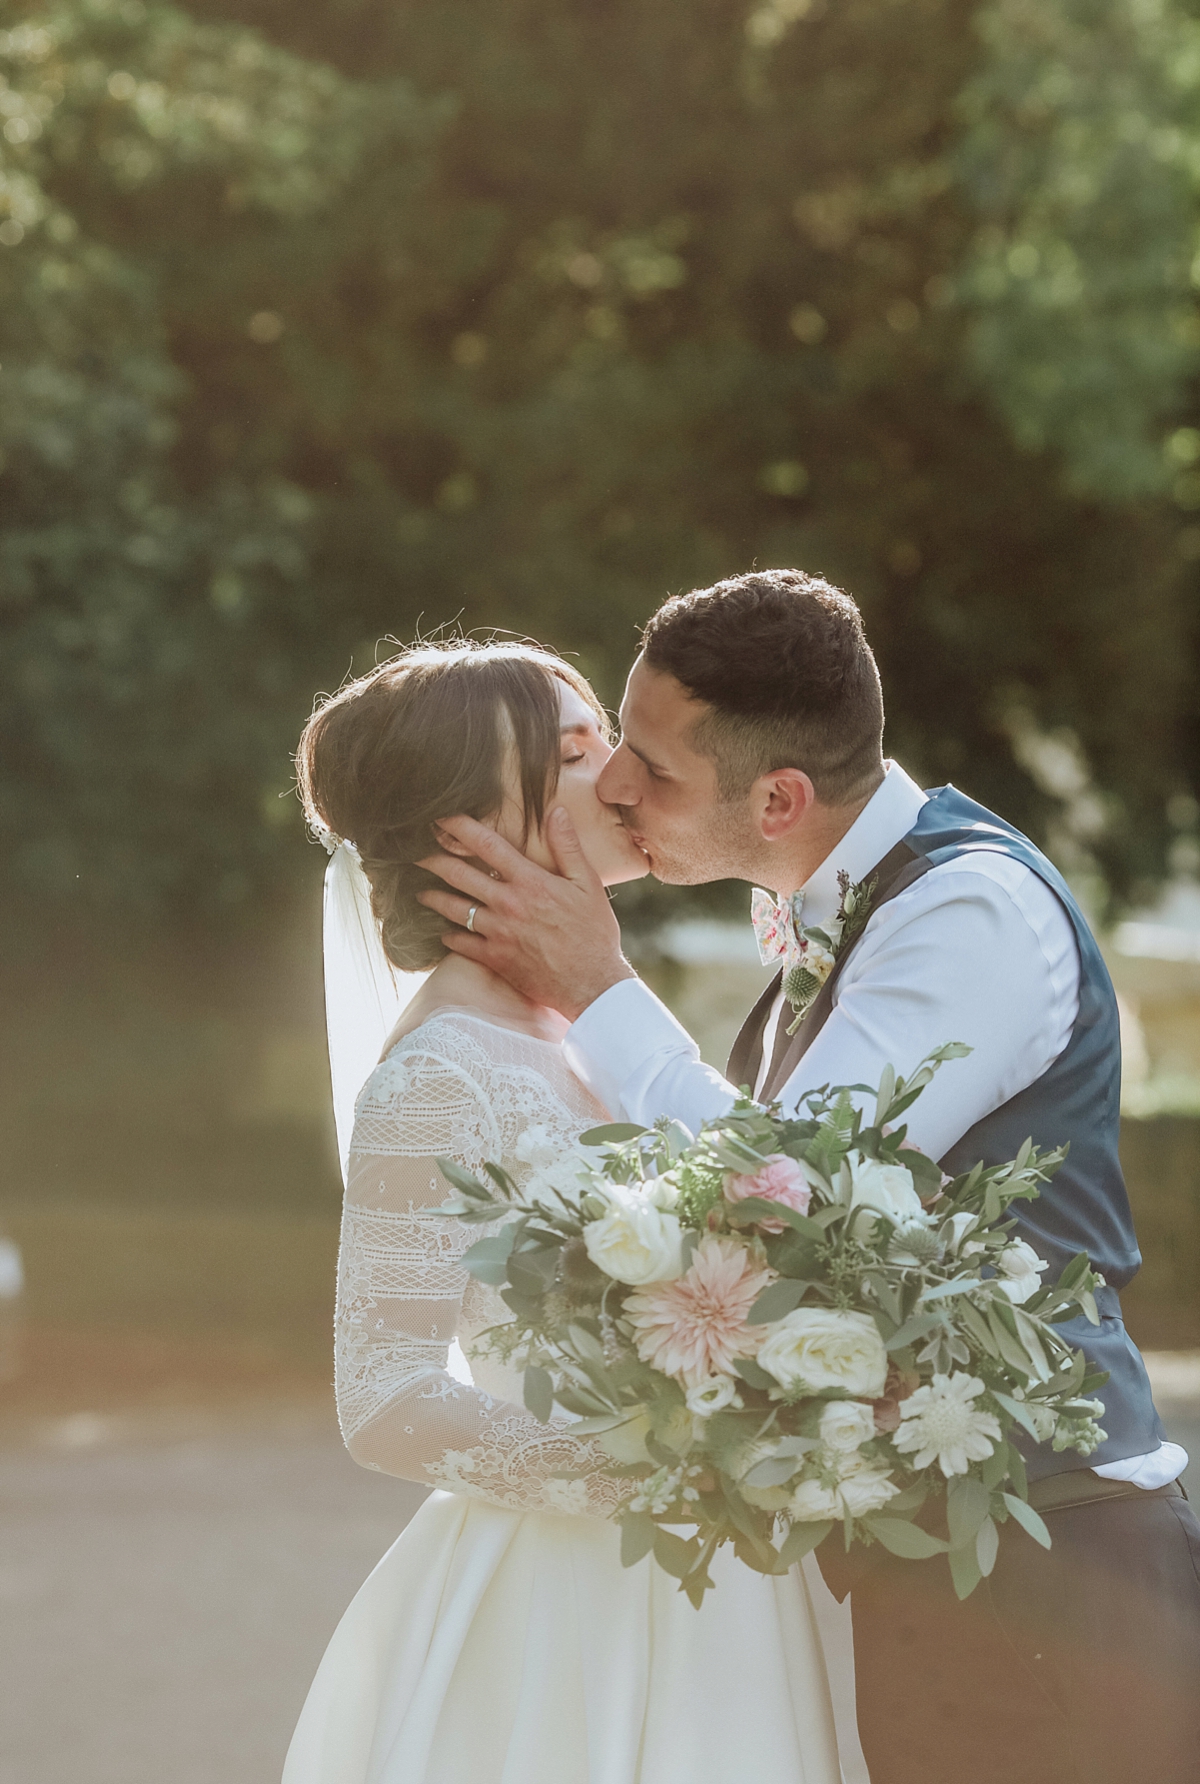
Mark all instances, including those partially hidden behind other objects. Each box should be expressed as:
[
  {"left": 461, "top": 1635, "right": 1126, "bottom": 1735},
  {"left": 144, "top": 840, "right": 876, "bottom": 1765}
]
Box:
[{"left": 725, "top": 1154, "right": 812, "bottom": 1232}]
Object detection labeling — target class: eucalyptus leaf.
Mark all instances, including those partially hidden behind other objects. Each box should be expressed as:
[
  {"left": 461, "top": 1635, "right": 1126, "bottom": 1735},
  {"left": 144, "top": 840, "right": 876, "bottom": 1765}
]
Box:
[
  {"left": 733, "top": 1355, "right": 775, "bottom": 1390},
  {"left": 987, "top": 1305, "right": 1037, "bottom": 1378},
  {"left": 727, "top": 1197, "right": 823, "bottom": 1239},
  {"left": 1001, "top": 1493, "right": 1052, "bottom": 1549},
  {"left": 883, "top": 1481, "right": 928, "bottom": 1514},
  {"left": 683, "top": 1567, "right": 715, "bottom": 1608},
  {"left": 523, "top": 1365, "right": 554, "bottom": 1423},
  {"left": 733, "top": 1534, "right": 785, "bottom": 1575},
  {"left": 863, "top": 1516, "right": 948, "bottom": 1558},
  {"left": 483, "top": 1162, "right": 519, "bottom": 1197},
  {"left": 620, "top": 1513, "right": 657, "bottom": 1566},
  {"left": 744, "top": 1454, "right": 806, "bottom": 1488},
  {"left": 778, "top": 1519, "right": 834, "bottom": 1566},
  {"left": 947, "top": 1476, "right": 991, "bottom": 1548},
  {"left": 975, "top": 1515, "right": 1000, "bottom": 1577},
  {"left": 436, "top": 1156, "right": 491, "bottom": 1199},
  {"left": 1005, "top": 1441, "right": 1029, "bottom": 1500},
  {"left": 920, "top": 1278, "right": 984, "bottom": 1303},
  {"left": 990, "top": 1390, "right": 1042, "bottom": 1439},
  {"left": 567, "top": 1322, "right": 606, "bottom": 1364},
  {"left": 981, "top": 1444, "right": 1009, "bottom": 1490},
  {"left": 579, "top": 1123, "right": 648, "bottom": 1144},
  {"left": 462, "top": 1227, "right": 517, "bottom": 1285},
  {"left": 886, "top": 1311, "right": 944, "bottom": 1352},
  {"left": 748, "top": 1279, "right": 809, "bottom": 1323},
  {"left": 653, "top": 1529, "right": 700, "bottom": 1579},
  {"left": 1012, "top": 1307, "right": 1053, "bottom": 1381},
  {"left": 948, "top": 1541, "right": 983, "bottom": 1600},
  {"left": 874, "top": 1063, "right": 896, "bottom": 1127}
]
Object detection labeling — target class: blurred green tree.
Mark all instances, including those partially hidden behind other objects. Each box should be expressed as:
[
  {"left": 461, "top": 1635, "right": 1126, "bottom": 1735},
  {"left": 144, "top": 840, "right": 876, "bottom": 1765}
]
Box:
[{"left": 4, "top": 0, "right": 1199, "bottom": 923}]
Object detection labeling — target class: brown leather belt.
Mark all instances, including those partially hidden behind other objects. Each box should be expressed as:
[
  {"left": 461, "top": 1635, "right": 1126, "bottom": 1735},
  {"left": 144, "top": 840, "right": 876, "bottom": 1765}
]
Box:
[{"left": 1027, "top": 1471, "right": 1187, "bottom": 1515}]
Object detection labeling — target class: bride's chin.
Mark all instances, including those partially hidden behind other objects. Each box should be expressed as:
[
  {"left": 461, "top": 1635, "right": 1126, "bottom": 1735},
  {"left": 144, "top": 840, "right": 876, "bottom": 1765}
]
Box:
[{"left": 598, "top": 847, "right": 652, "bottom": 888}]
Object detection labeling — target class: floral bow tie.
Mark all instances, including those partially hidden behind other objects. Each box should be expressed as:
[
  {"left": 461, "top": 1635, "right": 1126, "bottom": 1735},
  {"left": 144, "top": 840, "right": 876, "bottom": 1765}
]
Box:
[
  {"left": 750, "top": 871, "right": 879, "bottom": 1036},
  {"left": 750, "top": 887, "right": 808, "bottom": 968}
]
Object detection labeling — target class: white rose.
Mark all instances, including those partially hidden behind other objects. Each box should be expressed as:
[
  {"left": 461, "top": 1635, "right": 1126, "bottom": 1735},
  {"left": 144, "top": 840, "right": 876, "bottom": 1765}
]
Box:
[
  {"left": 789, "top": 1477, "right": 841, "bottom": 1521},
  {"left": 758, "top": 1308, "right": 889, "bottom": 1399},
  {"left": 685, "top": 1375, "right": 741, "bottom": 1417},
  {"left": 848, "top": 1154, "right": 925, "bottom": 1223},
  {"left": 996, "top": 1237, "right": 1048, "bottom": 1304},
  {"left": 834, "top": 1457, "right": 900, "bottom": 1517},
  {"left": 645, "top": 1174, "right": 681, "bottom": 1212},
  {"left": 945, "top": 1210, "right": 987, "bottom": 1259},
  {"left": 818, "top": 1399, "right": 879, "bottom": 1454},
  {"left": 583, "top": 1186, "right": 684, "bottom": 1285}
]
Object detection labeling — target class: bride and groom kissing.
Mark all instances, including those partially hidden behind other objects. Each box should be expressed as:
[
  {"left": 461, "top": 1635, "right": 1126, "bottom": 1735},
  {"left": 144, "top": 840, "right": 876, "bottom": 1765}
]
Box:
[{"left": 285, "top": 570, "right": 1199, "bottom": 1784}]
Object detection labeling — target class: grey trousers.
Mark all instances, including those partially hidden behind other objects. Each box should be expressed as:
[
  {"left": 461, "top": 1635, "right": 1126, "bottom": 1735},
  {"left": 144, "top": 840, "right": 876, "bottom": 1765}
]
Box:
[{"left": 842, "top": 1486, "right": 1200, "bottom": 1784}]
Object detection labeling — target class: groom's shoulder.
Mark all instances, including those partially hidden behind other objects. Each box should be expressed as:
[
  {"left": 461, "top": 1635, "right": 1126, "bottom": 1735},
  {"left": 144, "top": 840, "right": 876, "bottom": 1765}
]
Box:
[{"left": 892, "top": 843, "right": 1046, "bottom": 903}]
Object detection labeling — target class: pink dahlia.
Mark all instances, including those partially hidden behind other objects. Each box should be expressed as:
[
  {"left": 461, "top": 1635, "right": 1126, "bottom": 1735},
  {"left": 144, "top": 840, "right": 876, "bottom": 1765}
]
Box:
[
  {"left": 623, "top": 1236, "right": 774, "bottom": 1388},
  {"left": 724, "top": 1153, "right": 812, "bottom": 1232}
]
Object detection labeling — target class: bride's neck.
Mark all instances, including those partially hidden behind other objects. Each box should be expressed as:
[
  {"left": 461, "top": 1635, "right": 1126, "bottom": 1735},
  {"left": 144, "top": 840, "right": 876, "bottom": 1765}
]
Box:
[{"left": 405, "top": 953, "right": 569, "bottom": 1043}]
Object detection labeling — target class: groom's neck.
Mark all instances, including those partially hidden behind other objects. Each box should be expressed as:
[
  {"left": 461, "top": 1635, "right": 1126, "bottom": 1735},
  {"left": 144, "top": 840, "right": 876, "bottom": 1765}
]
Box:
[{"left": 767, "top": 776, "right": 883, "bottom": 899}]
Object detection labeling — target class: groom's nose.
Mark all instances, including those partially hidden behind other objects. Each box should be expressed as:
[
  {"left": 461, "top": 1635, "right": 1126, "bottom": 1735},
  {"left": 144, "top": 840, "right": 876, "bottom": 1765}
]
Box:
[{"left": 596, "top": 742, "right": 640, "bottom": 808}]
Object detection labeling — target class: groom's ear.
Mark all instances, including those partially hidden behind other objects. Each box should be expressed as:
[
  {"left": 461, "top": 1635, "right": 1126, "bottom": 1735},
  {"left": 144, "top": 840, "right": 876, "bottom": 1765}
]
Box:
[{"left": 756, "top": 767, "right": 815, "bottom": 841}]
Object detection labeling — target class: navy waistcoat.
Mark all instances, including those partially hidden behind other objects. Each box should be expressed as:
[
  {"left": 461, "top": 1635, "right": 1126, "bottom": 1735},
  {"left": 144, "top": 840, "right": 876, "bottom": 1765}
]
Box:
[
  {"left": 727, "top": 784, "right": 1167, "bottom": 1481},
  {"left": 906, "top": 787, "right": 1163, "bottom": 1478}
]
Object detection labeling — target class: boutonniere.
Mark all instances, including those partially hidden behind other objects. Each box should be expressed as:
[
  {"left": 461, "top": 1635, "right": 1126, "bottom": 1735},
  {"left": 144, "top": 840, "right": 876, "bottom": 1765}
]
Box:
[{"left": 750, "top": 869, "right": 878, "bottom": 1036}]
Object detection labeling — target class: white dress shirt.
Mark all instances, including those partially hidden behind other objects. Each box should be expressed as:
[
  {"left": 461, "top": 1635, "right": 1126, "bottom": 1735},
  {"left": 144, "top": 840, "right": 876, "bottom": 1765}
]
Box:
[{"left": 565, "top": 762, "right": 1184, "bottom": 1488}]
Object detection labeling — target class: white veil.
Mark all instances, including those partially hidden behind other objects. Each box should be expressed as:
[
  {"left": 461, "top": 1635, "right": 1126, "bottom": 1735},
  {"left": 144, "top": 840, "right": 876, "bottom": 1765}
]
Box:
[{"left": 322, "top": 838, "right": 427, "bottom": 1179}]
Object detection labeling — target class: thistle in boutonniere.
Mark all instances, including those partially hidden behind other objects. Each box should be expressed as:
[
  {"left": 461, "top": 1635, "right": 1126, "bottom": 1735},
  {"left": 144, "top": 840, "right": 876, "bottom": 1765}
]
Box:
[{"left": 751, "top": 869, "right": 879, "bottom": 1037}]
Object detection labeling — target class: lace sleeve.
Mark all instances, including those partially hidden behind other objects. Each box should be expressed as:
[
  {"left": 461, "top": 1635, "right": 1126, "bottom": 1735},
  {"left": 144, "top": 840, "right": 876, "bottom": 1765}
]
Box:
[{"left": 335, "top": 1044, "right": 626, "bottom": 1518}]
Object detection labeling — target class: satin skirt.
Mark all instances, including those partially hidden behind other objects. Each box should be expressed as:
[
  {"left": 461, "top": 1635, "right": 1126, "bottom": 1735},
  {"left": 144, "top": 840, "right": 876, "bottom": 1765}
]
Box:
[{"left": 282, "top": 1490, "right": 842, "bottom": 1784}]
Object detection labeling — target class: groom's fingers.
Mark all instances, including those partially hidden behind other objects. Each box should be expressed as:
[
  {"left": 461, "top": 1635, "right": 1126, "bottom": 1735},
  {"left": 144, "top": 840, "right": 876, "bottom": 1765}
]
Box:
[
  {"left": 417, "top": 851, "right": 502, "bottom": 906},
  {"left": 438, "top": 929, "right": 492, "bottom": 966},
  {"left": 433, "top": 816, "right": 529, "bottom": 882},
  {"left": 544, "top": 807, "right": 599, "bottom": 890},
  {"left": 417, "top": 887, "right": 489, "bottom": 932}
]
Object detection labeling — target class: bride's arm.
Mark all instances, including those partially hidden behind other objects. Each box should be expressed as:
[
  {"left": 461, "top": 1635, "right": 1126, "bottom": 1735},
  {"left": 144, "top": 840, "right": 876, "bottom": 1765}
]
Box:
[{"left": 334, "top": 1046, "right": 625, "bottom": 1517}]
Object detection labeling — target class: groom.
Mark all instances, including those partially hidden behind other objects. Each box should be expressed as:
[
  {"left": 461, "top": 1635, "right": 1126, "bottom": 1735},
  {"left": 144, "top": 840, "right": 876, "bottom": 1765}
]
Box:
[{"left": 418, "top": 570, "right": 1200, "bottom": 1783}]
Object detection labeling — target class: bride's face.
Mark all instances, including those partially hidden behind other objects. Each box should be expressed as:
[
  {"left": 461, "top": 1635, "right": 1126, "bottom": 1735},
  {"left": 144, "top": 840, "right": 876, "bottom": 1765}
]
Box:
[{"left": 498, "top": 682, "right": 650, "bottom": 887}]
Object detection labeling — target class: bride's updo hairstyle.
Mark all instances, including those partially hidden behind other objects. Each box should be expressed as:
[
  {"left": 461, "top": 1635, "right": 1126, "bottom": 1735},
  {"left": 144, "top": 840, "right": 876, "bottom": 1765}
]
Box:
[{"left": 296, "top": 640, "right": 608, "bottom": 971}]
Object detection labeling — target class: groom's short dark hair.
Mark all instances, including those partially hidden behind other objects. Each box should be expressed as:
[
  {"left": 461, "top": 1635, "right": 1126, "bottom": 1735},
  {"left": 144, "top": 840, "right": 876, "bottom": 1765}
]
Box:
[{"left": 641, "top": 569, "right": 885, "bottom": 804}]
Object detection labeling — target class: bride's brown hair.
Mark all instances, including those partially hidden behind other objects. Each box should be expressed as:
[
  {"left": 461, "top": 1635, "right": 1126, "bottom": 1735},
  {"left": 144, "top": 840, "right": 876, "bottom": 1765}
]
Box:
[{"left": 296, "top": 640, "right": 608, "bottom": 971}]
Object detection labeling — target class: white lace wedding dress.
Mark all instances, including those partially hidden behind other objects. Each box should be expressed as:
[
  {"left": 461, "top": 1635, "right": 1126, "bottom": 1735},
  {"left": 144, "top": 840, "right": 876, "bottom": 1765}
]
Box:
[{"left": 282, "top": 1010, "right": 841, "bottom": 1784}]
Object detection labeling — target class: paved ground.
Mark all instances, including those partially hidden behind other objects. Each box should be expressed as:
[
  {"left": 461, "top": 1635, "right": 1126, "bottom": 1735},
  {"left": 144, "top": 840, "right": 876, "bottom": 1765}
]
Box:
[{"left": 2, "top": 1364, "right": 1197, "bottom": 1784}]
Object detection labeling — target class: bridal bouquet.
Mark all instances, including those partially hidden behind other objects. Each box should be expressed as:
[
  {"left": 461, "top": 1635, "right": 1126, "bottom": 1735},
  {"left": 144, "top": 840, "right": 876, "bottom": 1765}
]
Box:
[{"left": 439, "top": 1044, "right": 1109, "bottom": 1605}]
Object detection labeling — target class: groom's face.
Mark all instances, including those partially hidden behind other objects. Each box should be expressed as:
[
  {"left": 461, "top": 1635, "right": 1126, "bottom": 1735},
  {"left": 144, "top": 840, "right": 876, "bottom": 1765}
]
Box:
[{"left": 596, "top": 656, "right": 759, "bottom": 885}]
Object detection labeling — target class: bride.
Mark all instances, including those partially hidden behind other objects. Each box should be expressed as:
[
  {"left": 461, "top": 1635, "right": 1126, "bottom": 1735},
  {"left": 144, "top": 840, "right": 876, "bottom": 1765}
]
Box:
[{"left": 283, "top": 639, "right": 841, "bottom": 1784}]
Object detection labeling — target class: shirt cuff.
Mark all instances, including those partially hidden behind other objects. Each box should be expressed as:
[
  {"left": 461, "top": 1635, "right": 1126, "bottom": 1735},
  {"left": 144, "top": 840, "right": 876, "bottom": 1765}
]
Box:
[
  {"left": 1092, "top": 1441, "right": 1189, "bottom": 1489},
  {"left": 564, "top": 978, "right": 700, "bottom": 1117}
]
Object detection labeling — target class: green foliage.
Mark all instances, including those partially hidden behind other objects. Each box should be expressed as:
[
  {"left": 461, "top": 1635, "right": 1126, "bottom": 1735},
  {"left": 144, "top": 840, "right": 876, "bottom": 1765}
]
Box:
[
  {"left": 446, "top": 1049, "right": 1108, "bottom": 1603},
  {"left": 958, "top": 0, "right": 1200, "bottom": 499},
  {"left": 4, "top": 0, "right": 1200, "bottom": 920}
]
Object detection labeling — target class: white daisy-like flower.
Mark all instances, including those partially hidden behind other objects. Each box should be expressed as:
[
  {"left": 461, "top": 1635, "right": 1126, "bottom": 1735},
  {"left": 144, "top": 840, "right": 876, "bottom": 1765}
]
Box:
[{"left": 893, "top": 1371, "right": 1001, "bottom": 1477}]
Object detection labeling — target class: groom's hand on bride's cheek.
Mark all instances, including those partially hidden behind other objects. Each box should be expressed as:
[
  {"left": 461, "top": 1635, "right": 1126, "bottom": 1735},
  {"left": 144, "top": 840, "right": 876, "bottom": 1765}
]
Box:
[{"left": 416, "top": 809, "right": 636, "bottom": 1021}]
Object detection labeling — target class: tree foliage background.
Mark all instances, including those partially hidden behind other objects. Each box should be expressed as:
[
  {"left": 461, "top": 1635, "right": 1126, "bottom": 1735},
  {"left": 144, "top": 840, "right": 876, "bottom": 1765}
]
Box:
[{"left": 6, "top": 0, "right": 1200, "bottom": 929}]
